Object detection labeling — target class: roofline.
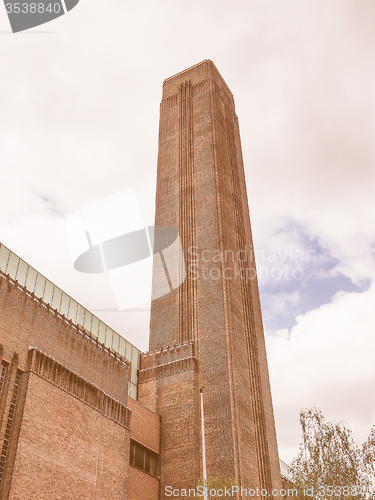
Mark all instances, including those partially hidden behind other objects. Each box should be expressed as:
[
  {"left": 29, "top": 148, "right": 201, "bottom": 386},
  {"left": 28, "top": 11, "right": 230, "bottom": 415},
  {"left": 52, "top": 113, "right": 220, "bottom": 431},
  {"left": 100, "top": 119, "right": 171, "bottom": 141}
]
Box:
[{"left": 163, "top": 59, "right": 233, "bottom": 97}]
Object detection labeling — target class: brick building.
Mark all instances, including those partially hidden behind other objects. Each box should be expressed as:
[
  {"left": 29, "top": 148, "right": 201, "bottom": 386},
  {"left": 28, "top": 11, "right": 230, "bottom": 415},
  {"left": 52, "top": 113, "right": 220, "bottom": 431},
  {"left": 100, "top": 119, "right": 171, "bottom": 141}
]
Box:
[
  {"left": 0, "top": 61, "right": 284, "bottom": 499},
  {"left": 0, "top": 243, "right": 160, "bottom": 500}
]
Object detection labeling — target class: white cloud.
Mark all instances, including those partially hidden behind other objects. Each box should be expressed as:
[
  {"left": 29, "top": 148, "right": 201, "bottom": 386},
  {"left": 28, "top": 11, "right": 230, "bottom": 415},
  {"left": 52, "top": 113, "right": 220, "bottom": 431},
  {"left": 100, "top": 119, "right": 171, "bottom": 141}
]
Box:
[{"left": 267, "top": 284, "right": 375, "bottom": 463}]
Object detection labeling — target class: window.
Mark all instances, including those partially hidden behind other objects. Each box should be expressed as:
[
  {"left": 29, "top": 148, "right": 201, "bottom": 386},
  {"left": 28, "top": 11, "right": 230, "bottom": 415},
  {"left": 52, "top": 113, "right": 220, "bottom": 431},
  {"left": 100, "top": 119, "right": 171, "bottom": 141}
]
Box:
[{"left": 129, "top": 440, "right": 157, "bottom": 477}]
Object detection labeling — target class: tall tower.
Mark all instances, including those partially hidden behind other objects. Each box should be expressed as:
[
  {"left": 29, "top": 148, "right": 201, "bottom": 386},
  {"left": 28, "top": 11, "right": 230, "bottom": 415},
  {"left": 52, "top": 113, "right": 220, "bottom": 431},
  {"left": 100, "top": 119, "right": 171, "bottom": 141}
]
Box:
[{"left": 139, "top": 60, "right": 282, "bottom": 496}]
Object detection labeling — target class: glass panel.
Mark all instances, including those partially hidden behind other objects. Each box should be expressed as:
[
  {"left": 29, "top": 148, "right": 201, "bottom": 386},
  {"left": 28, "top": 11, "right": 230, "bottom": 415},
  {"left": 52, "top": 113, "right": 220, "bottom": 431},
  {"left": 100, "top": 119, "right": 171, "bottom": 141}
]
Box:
[
  {"left": 98, "top": 322, "right": 107, "bottom": 344},
  {"left": 0, "top": 245, "right": 10, "bottom": 272},
  {"left": 91, "top": 316, "right": 99, "bottom": 338},
  {"left": 145, "top": 453, "right": 151, "bottom": 474},
  {"left": 51, "top": 287, "right": 63, "bottom": 311},
  {"left": 131, "top": 348, "right": 139, "bottom": 374},
  {"left": 77, "top": 305, "right": 85, "bottom": 328},
  {"left": 67, "top": 300, "right": 78, "bottom": 323},
  {"left": 25, "top": 267, "right": 37, "bottom": 293},
  {"left": 15, "top": 260, "right": 28, "bottom": 286},
  {"left": 125, "top": 342, "right": 132, "bottom": 362},
  {"left": 149, "top": 454, "right": 156, "bottom": 476},
  {"left": 5, "top": 252, "right": 19, "bottom": 278},
  {"left": 118, "top": 337, "right": 126, "bottom": 357},
  {"left": 134, "top": 445, "right": 144, "bottom": 470},
  {"left": 43, "top": 281, "right": 54, "bottom": 305},
  {"left": 145, "top": 452, "right": 156, "bottom": 476},
  {"left": 60, "top": 293, "right": 70, "bottom": 318},
  {"left": 131, "top": 361, "right": 138, "bottom": 386},
  {"left": 34, "top": 274, "right": 46, "bottom": 298},
  {"left": 131, "top": 442, "right": 156, "bottom": 476},
  {"left": 104, "top": 329, "right": 112, "bottom": 349},
  {"left": 83, "top": 311, "right": 93, "bottom": 332},
  {"left": 112, "top": 333, "right": 120, "bottom": 352},
  {"left": 130, "top": 442, "right": 136, "bottom": 465},
  {"left": 128, "top": 383, "right": 137, "bottom": 400}
]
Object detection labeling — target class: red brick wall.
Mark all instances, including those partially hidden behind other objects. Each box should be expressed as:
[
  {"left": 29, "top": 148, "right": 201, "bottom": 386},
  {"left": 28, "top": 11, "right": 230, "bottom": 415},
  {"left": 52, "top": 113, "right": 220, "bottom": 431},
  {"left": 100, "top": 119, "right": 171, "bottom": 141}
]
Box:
[
  {"left": 128, "top": 391, "right": 160, "bottom": 500},
  {"left": 127, "top": 397, "right": 160, "bottom": 453},
  {"left": 0, "top": 274, "right": 132, "bottom": 498},
  {"left": 128, "top": 466, "right": 159, "bottom": 500},
  {"left": 139, "top": 344, "right": 201, "bottom": 494},
  {"left": 9, "top": 373, "right": 130, "bottom": 499}
]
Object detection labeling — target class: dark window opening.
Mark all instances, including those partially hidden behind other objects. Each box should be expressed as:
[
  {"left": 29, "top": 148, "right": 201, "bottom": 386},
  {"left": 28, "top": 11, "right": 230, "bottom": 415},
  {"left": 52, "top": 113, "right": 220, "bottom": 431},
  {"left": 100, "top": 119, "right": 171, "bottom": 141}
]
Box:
[{"left": 129, "top": 440, "right": 157, "bottom": 477}]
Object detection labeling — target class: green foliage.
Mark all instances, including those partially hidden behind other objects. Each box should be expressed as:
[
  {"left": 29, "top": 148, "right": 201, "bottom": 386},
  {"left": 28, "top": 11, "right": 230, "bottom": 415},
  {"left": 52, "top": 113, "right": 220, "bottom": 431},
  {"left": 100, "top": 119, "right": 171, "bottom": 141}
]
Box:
[{"left": 291, "top": 408, "right": 375, "bottom": 500}]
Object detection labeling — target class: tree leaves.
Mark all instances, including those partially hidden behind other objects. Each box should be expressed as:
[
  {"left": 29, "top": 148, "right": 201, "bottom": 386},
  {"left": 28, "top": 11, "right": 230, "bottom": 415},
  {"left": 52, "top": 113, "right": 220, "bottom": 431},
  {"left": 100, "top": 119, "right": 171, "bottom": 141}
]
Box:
[{"left": 291, "top": 408, "right": 375, "bottom": 500}]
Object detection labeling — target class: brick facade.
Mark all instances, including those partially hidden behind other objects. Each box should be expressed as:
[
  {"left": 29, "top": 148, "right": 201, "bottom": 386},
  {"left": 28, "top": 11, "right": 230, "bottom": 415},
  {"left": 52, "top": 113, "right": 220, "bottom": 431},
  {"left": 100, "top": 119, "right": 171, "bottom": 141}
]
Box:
[
  {"left": 0, "top": 270, "right": 159, "bottom": 499},
  {"left": 143, "top": 60, "right": 282, "bottom": 497},
  {"left": 9, "top": 370, "right": 129, "bottom": 499},
  {"left": 139, "top": 343, "right": 200, "bottom": 492}
]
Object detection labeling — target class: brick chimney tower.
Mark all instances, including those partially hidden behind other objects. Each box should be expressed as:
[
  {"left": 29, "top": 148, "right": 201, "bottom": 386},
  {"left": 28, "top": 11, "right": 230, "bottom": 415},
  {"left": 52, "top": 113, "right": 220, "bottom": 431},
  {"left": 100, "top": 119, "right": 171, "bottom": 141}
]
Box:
[{"left": 139, "top": 60, "right": 282, "bottom": 497}]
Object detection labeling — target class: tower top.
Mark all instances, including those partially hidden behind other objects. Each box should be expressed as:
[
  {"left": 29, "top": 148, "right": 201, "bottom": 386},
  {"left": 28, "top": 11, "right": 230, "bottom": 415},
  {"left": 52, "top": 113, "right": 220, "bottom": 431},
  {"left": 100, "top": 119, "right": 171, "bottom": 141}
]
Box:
[{"left": 162, "top": 59, "right": 233, "bottom": 99}]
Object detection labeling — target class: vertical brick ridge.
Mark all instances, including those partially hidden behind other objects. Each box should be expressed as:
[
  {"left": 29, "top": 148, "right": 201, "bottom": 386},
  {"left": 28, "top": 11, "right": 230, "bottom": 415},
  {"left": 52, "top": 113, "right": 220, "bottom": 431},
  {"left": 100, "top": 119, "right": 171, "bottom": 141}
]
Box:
[
  {"left": 191, "top": 79, "right": 210, "bottom": 97},
  {"left": 178, "top": 81, "right": 197, "bottom": 345},
  {"left": 0, "top": 352, "right": 23, "bottom": 498},
  {"left": 0, "top": 373, "right": 20, "bottom": 490},
  {"left": 0, "top": 364, "right": 7, "bottom": 402},
  {"left": 0, "top": 356, "right": 9, "bottom": 433},
  {"left": 208, "top": 80, "right": 242, "bottom": 487},
  {"left": 224, "top": 102, "right": 273, "bottom": 495},
  {"left": 161, "top": 92, "right": 178, "bottom": 110}
]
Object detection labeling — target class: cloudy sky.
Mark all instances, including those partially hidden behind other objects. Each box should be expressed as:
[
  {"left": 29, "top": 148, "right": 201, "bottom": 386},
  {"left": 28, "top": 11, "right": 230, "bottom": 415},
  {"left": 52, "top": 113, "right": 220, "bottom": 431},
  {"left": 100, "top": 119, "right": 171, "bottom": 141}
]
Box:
[{"left": 1, "top": 0, "right": 375, "bottom": 464}]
